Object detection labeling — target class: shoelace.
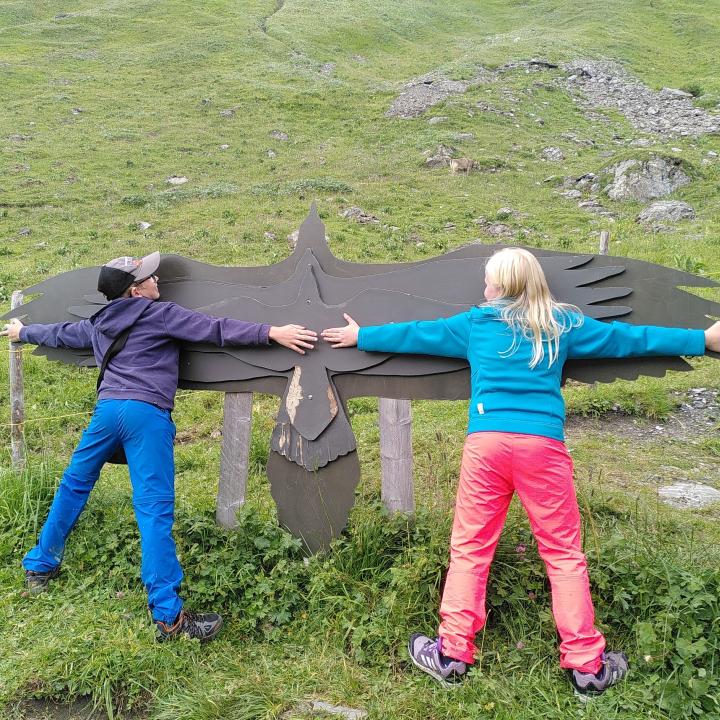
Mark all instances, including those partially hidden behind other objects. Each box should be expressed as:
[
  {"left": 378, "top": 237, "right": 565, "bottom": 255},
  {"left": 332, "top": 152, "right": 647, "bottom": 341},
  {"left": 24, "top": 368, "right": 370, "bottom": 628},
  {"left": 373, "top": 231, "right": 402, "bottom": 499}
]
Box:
[{"left": 178, "top": 611, "right": 206, "bottom": 639}]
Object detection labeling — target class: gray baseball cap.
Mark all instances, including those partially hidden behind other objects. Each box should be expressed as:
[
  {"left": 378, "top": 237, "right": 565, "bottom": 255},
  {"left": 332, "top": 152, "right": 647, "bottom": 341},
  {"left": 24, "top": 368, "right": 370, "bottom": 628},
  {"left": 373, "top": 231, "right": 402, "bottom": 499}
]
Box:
[{"left": 97, "top": 251, "right": 160, "bottom": 300}]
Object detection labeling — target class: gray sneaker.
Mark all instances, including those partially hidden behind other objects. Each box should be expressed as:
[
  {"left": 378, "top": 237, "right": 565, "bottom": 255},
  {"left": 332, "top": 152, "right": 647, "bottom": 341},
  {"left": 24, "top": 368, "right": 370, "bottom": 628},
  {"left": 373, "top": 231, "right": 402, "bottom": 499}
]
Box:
[
  {"left": 408, "top": 633, "right": 467, "bottom": 686},
  {"left": 25, "top": 566, "right": 60, "bottom": 595},
  {"left": 569, "top": 651, "right": 629, "bottom": 699}
]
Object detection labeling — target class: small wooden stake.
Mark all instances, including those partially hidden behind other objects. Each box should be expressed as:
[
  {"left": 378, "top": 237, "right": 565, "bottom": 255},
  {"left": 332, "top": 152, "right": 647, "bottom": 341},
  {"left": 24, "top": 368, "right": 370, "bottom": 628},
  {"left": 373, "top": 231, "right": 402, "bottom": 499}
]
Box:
[
  {"left": 379, "top": 397, "right": 415, "bottom": 513},
  {"left": 9, "top": 291, "right": 25, "bottom": 470},
  {"left": 599, "top": 230, "right": 610, "bottom": 255},
  {"left": 216, "top": 392, "right": 253, "bottom": 528}
]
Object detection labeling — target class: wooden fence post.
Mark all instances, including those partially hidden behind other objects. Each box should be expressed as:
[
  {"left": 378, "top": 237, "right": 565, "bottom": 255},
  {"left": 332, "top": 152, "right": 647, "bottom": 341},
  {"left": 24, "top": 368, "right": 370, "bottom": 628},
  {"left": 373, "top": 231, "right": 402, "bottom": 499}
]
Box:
[
  {"left": 378, "top": 397, "right": 415, "bottom": 513},
  {"left": 216, "top": 392, "right": 253, "bottom": 528},
  {"left": 9, "top": 291, "right": 26, "bottom": 470},
  {"left": 599, "top": 230, "right": 610, "bottom": 256}
]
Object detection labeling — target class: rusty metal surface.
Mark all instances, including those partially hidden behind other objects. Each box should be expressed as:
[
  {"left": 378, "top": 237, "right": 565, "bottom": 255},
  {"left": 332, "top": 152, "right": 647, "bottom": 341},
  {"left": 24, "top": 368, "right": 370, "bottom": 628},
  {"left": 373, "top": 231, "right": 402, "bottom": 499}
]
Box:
[{"left": 5, "top": 203, "right": 719, "bottom": 550}]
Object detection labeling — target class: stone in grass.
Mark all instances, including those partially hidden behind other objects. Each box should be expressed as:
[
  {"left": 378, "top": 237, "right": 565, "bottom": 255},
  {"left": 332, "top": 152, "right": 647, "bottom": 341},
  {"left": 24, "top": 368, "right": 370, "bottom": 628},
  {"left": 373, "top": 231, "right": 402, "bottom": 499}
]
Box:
[
  {"left": 559, "top": 189, "right": 582, "bottom": 199},
  {"left": 658, "top": 482, "right": 720, "bottom": 509},
  {"left": 219, "top": 144, "right": 230, "bottom": 150},
  {"left": 311, "top": 701, "right": 367, "bottom": 720},
  {"left": 267, "top": 149, "right": 277, "bottom": 158},
  {"left": 166, "top": 175, "right": 188, "bottom": 186},
  {"left": 341, "top": 207, "right": 380, "bottom": 224},
  {"left": 424, "top": 144, "right": 456, "bottom": 168},
  {"left": 542, "top": 147, "right": 565, "bottom": 162},
  {"left": 281, "top": 701, "right": 368, "bottom": 720},
  {"left": 219, "top": 109, "right": 235, "bottom": 118},
  {"left": 270, "top": 130, "right": 289, "bottom": 141},
  {"left": 605, "top": 157, "right": 690, "bottom": 202},
  {"left": 18, "top": 228, "right": 32, "bottom": 236},
  {"left": 137, "top": 221, "right": 152, "bottom": 231},
  {"left": 428, "top": 116, "right": 448, "bottom": 125},
  {"left": 637, "top": 201, "right": 695, "bottom": 224}
]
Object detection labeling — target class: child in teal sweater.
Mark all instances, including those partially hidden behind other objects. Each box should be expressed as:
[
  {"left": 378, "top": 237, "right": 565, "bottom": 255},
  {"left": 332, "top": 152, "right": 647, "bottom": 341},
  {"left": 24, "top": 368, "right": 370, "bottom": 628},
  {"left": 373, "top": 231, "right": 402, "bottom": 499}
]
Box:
[{"left": 322, "top": 247, "right": 720, "bottom": 697}]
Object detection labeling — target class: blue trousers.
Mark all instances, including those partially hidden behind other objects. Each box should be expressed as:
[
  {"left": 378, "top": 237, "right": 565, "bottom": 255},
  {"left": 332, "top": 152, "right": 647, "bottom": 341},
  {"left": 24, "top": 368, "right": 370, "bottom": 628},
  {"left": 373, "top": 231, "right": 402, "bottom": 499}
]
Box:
[{"left": 23, "top": 399, "right": 183, "bottom": 624}]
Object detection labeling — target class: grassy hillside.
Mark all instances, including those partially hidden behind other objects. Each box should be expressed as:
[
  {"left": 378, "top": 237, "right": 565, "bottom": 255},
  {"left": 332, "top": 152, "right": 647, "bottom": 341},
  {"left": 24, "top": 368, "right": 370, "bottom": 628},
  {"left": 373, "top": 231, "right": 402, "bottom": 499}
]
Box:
[{"left": 1, "top": 1, "right": 720, "bottom": 718}]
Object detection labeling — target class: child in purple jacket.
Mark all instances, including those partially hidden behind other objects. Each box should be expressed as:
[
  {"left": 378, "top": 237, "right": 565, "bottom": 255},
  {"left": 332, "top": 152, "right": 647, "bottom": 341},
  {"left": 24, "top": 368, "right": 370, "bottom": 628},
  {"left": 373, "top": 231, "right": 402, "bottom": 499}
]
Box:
[{"left": 2, "top": 252, "right": 316, "bottom": 641}]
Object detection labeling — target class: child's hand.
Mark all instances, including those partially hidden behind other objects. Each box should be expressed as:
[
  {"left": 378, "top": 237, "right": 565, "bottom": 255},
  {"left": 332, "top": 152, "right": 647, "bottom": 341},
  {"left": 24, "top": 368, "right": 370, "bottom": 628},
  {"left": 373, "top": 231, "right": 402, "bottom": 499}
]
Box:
[
  {"left": 0, "top": 318, "right": 23, "bottom": 342},
  {"left": 322, "top": 314, "right": 359, "bottom": 348},
  {"left": 269, "top": 325, "right": 317, "bottom": 354},
  {"left": 705, "top": 321, "right": 720, "bottom": 353}
]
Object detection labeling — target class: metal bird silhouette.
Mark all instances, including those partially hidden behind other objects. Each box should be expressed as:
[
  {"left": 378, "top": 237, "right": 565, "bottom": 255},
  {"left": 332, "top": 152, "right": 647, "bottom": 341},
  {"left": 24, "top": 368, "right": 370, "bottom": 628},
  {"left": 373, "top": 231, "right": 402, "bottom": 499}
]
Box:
[{"left": 6, "top": 204, "right": 720, "bottom": 550}]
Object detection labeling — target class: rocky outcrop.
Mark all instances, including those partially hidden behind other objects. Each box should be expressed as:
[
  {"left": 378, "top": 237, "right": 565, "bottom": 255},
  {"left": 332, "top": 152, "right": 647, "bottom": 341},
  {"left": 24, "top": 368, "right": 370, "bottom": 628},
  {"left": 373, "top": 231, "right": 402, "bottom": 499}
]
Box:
[
  {"left": 605, "top": 157, "right": 690, "bottom": 202},
  {"left": 637, "top": 201, "right": 695, "bottom": 224}
]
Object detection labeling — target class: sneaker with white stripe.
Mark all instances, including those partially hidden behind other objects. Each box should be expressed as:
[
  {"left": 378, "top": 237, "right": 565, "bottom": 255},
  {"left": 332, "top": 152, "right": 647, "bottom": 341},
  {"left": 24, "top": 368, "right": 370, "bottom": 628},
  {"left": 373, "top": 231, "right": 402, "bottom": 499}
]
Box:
[{"left": 408, "top": 633, "right": 467, "bottom": 686}]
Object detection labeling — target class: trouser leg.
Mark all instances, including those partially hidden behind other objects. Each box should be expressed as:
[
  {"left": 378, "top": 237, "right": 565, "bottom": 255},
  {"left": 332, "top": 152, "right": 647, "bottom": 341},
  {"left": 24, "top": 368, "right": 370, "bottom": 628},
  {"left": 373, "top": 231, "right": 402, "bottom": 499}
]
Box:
[
  {"left": 120, "top": 401, "right": 183, "bottom": 624},
  {"left": 513, "top": 434, "right": 605, "bottom": 674},
  {"left": 438, "top": 433, "right": 514, "bottom": 664},
  {"left": 23, "top": 400, "right": 121, "bottom": 573}
]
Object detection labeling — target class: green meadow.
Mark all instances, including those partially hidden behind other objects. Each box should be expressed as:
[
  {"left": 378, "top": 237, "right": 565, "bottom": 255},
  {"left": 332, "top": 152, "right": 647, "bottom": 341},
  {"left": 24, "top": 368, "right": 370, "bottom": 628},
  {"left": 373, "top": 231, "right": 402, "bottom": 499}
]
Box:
[{"left": 1, "top": 1, "right": 720, "bottom": 717}]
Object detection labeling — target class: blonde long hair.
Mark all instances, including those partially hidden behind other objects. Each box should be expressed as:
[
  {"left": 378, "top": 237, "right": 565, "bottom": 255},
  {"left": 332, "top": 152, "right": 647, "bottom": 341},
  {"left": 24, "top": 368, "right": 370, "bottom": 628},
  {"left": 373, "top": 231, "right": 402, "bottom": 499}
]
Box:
[{"left": 484, "top": 248, "right": 582, "bottom": 368}]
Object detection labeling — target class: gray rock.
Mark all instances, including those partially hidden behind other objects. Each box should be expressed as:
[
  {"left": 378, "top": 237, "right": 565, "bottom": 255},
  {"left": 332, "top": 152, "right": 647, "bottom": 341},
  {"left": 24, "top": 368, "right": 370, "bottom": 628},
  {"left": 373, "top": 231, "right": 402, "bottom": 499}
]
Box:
[
  {"left": 542, "top": 147, "right": 565, "bottom": 161},
  {"left": 267, "top": 149, "right": 277, "bottom": 158},
  {"left": 320, "top": 62, "right": 336, "bottom": 76},
  {"left": 219, "top": 144, "right": 230, "bottom": 150},
  {"left": 386, "top": 68, "right": 495, "bottom": 119},
  {"left": 137, "top": 221, "right": 152, "bottom": 231},
  {"left": 18, "top": 228, "right": 31, "bottom": 236},
  {"left": 659, "top": 482, "right": 720, "bottom": 509},
  {"left": 270, "top": 130, "right": 289, "bottom": 141},
  {"left": 166, "top": 175, "right": 188, "bottom": 186},
  {"left": 219, "top": 109, "right": 235, "bottom": 118},
  {"left": 341, "top": 207, "right": 380, "bottom": 224},
  {"left": 605, "top": 157, "right": 690, "bottom": 201},
  {"left": 564, "top": 60, "right": 720, "bottom": 137},
  {"left": 424, "top": 144, "right": 456, "bottom": 168},
  {"left": 311, "top": 702, "right": 367, "bottom": 720},
  {"left": 485, "top": 223, "right": 513, "bottom": 236},
  {"left": 637, "top": 201, "right": 695, "bottom": 223},
  {"left": 578, "top": 199, "right": 615, "bottom": 217},
  {"left": 559, "top": 189, "right": 582, "bottom": 199},
  {"left": 453, "top": 132, "right": 475, "bottom": 141},
  {"left": 428, "top": 116, "right": 448, "bottom": 125}
]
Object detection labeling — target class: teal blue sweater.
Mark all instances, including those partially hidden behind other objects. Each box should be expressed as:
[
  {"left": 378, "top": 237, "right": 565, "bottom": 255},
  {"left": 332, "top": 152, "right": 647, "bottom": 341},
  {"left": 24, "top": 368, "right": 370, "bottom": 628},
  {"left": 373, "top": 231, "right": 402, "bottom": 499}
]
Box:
[{"left": 358, "top": 306, "right": 706, "bottom": 441}]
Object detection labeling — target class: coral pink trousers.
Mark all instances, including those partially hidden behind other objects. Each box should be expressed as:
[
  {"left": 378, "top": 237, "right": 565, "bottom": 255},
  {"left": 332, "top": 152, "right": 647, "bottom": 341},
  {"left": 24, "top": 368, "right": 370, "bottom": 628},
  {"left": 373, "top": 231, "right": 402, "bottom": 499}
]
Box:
[{"left": 438, "top": 432, "right": 605, "bottom": 673}]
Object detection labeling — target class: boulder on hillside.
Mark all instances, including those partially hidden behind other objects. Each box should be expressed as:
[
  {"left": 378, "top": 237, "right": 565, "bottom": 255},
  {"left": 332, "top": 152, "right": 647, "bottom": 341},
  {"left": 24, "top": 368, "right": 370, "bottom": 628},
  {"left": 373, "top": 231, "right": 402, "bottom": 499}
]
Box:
[
  {"left": 637, "top": 201, "right": 695, "bottom": 224},
  {"left": 605, "top": 156, "right": 690, "bottom": 201},
  {"left": 424, "top": 144, "right": 456, "bottom": 168}
]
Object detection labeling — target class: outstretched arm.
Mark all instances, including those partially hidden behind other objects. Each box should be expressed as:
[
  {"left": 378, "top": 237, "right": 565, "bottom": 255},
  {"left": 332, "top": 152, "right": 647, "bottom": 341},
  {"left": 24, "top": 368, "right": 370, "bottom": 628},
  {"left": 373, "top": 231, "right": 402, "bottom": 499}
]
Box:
[
  {"left": 568, "top": 315, "right": 712, "bottom": 359},
  {"left": 162, "top": 303, "right": 316, "bottom": 355},
  {"left": 1, "top": 317, "right": 93, "bottom": 349},
  {"left": 323, "top": 311, "right": 471, "bottom": 359}
]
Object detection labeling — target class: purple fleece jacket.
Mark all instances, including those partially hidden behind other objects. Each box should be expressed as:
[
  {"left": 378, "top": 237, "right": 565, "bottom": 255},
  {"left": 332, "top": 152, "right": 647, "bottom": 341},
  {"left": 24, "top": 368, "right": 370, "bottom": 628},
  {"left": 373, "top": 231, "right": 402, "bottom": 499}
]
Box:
[{"left": 20, "top": 298, "right": 271, "bottom": 409}]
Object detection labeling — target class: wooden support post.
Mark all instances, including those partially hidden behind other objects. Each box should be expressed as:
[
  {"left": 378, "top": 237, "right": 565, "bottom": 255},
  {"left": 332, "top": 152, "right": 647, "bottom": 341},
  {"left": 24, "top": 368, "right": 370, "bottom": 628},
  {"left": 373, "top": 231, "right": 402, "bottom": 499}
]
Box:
[
  {"left": 216, "top": 392, "right": 253, "bottom": 528},
  {"left": 599, "top": 230, "right": 610, "bottom": 256},
  {"left": 9, "top": 291, "right": 25, "bottom": 470},
  {"left": 378, "top": 397, "right": 415, "bottom": 513}
]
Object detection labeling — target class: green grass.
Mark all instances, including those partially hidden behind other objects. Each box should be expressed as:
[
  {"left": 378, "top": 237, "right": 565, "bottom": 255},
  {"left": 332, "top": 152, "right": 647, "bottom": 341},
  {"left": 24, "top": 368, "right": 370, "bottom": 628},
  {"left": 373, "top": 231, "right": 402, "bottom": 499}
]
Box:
[{"left": 2, "top": 0, "right": 720, "bottom": 717}]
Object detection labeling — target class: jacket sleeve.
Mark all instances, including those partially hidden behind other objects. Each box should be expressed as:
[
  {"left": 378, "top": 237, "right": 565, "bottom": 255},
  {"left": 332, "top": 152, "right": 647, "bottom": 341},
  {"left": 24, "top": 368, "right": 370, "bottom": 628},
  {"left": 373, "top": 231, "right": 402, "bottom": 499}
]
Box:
[
  {"left": 162, "top": 303, "right": 271, "bottom": 346},
  {"left": 19, "top": 320, "right": 94, "bottom": 349},
  {"left": 567, "top": 315, "right": 706, "bottom": 359},
  {"left": 358, "top": 311, "right": 471, "bottom": 359}
]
